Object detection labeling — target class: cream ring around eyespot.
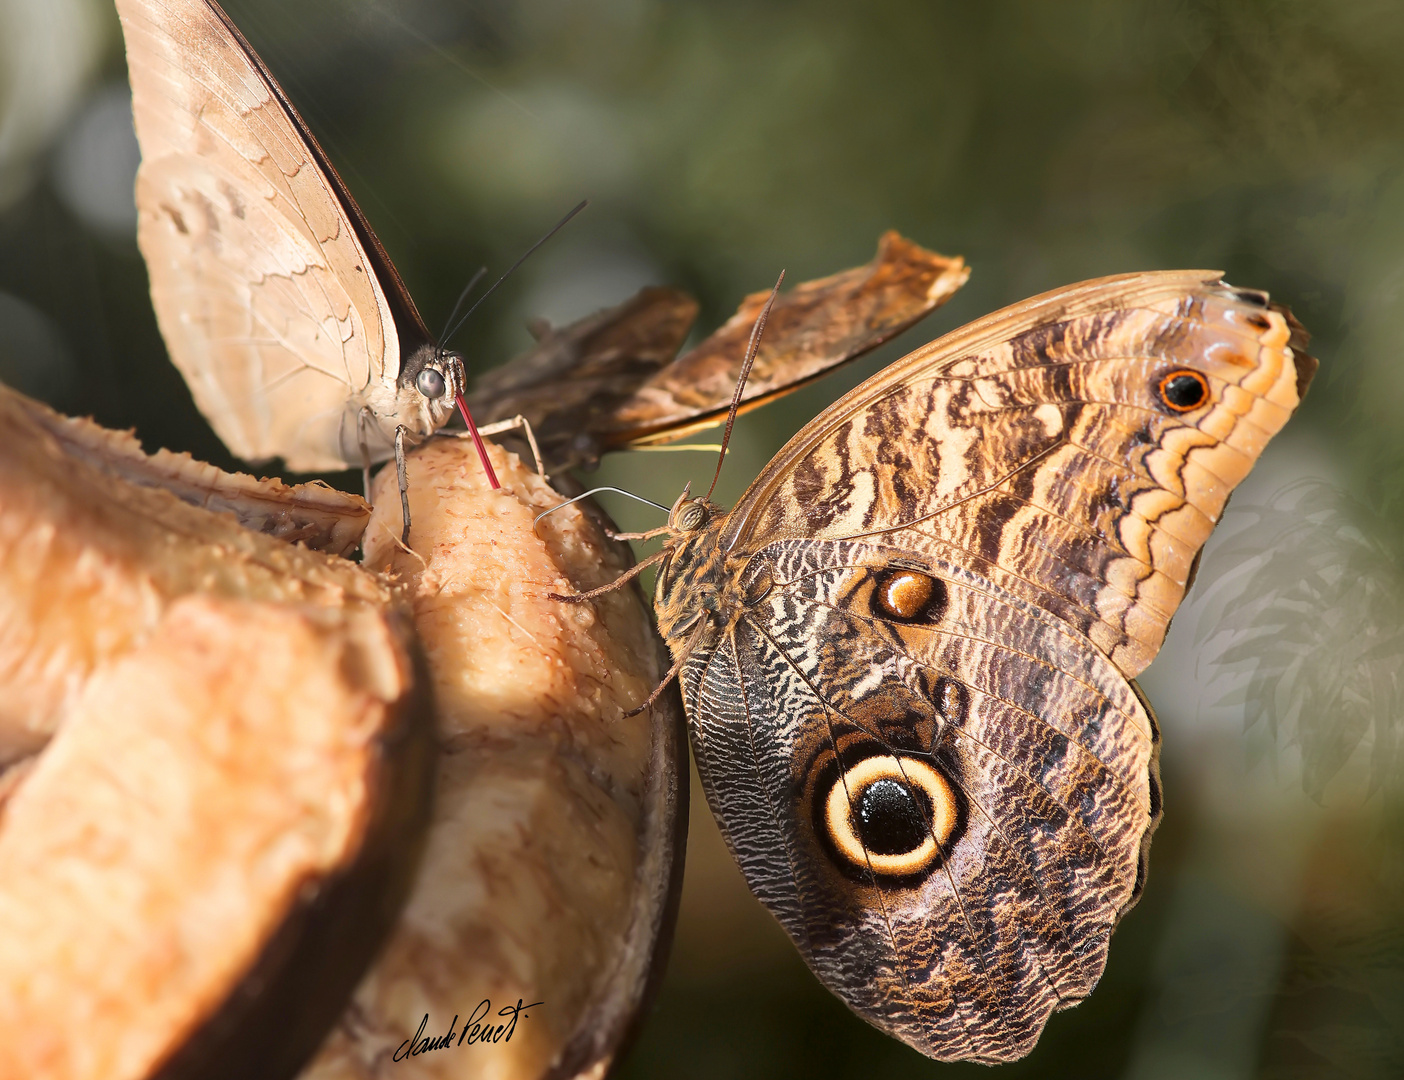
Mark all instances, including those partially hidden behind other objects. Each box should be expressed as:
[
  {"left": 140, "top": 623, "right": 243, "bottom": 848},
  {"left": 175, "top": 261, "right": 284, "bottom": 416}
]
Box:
[{"left": 824, "top": 755, "right": 958, "bottom": 876}]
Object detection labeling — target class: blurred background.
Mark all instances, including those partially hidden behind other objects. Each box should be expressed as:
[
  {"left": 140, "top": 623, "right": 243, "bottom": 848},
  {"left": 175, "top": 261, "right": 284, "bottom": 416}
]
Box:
[{"left": 1, "top": 0, "right": 1400, "bottom": 1076}]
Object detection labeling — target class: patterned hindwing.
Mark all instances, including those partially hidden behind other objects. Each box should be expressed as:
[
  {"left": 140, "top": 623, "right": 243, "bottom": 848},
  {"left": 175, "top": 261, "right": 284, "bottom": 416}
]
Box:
[
  {"left": 683, "top": 540, "right": 1160, "bottom": 1063},
  {"left": 722, "top": 272, "right": 1315, "bottom": 676}
]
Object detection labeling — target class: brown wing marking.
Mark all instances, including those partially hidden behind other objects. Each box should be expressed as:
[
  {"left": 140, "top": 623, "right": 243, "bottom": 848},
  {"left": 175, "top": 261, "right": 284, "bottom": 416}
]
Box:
[
  {"left": 740, "top": 547, "right": 1155, "bottom": 826},
  {"left": 724, "top": 273, "right": 1314, "bottom": 677},
  {"left": 197, "top": 0, "right": 431, "bottom": 344},
  {"left": 770, "top": 544, "right": 1155, "bottom": 857},
  {"left": 687, "top": 620, "right": 1010, "bottom": 1058},
  {"left": 698, "top": 543, "right": 1157, "bottom": 1060},
  {"left": 468, "top": 287, "right": 699, "bottom": 469},
  {"left": 711, "top": 612, "right": 1068, "bottom": 1060},
  {"left": 744, "top": 615, "right": 1014, "bottom": 1032},
  {"left": 597, "top": 232, "right": 970, "bottom": 448},
  {"left": 674, "top": 541, "right": 1152, "bottom": 1059}
]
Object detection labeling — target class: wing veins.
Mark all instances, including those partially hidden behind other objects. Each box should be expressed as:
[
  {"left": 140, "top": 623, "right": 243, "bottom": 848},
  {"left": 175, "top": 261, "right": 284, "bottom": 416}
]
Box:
[
  {"left": 726, "top": 626, "right": 820, "bottom": 962},
  {"left": 780, "top": 598, "right": 1150, "bottom": 816},
  {"left": 893, "top": 754, "right": 1071, "bottom": 1004},
  {"left": 742, "top": 615, "right": 1008, "bottom": 1028},
  {"left": 824, "top": 439, "right": 1064, "bottom": 547},
  {"left": 763, "top": 556, "right": 1146, "bottom": 723}
]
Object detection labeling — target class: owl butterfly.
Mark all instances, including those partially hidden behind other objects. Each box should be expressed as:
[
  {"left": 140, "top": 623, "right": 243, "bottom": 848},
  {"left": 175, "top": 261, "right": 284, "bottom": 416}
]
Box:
[{"left": 626, "top": 272, "right": 1315, "bottom": 1062}]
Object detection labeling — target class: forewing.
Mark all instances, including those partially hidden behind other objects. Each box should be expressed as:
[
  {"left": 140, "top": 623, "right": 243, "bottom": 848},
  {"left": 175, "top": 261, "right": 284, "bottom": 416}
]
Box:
[
  {"left": 119, "top": 0, "right": 421, "bottom": 471},
  {"left": 686, "top": 540, "right": 1159, "bottom": 1062},
  {"left": 596, "top": 232, "right": 969, "bottom": 449},
  {"left": 468, "top": 287, "right": 699, "bottom": 469},
  {"left": 724, "top": 272, "right": 1316, "bottom": 676}
]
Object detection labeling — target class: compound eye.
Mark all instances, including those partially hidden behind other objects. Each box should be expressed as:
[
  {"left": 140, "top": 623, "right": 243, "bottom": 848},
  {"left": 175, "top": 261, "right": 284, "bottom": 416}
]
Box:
[
  {"left": 676, "top": 500, "right": 708, "bottom": 532},
  {"left": 416, "top": 367, "right": 447, "bottom": 400}
]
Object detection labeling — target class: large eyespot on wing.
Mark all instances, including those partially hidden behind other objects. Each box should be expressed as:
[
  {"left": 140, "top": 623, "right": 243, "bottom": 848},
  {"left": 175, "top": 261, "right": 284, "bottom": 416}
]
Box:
[
  {"left": 594, "top": 232, "right": 970, "bottom": 449},
  {"left": 723, "top": 271, "right": 1316, "bottom": 677},
  {"left": 683, "top": 538, "right": 1160, "bottom": 1062},
  {"left": 118, "top": 0, "right": 431, "bottom": 472}
]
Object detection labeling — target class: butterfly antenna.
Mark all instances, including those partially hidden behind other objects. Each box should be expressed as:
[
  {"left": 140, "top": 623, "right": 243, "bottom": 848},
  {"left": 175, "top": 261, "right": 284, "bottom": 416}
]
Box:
[
  {"left": 533, "top": 486, "right": 671, "bottom": 530},
  {"left": 705, "top": 269, "right": 784, "bottom": 503},
  {"left": 439, "top": 201, "right": 586, "bottom": 491},
  {"left": 436, "top": 265, "right": 488, "bottom": 355},
  {"left": 440, "top": 199, "right": 589, "bottom": 348}
]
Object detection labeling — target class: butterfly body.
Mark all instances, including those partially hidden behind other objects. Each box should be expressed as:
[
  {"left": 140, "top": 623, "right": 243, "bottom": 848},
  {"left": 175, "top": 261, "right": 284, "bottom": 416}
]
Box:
[
  {"left": 120, "top": 0, "right": 969, "bottom": 479},
  {"left": 120, "top": 0, "right": 468, "bottom": 471},
  {"left": 650, "top": 271, "right": 1313, "bottom": 1062}
]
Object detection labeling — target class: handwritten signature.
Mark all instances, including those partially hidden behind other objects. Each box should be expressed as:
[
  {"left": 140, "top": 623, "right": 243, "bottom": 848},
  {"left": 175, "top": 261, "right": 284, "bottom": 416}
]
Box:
[{"left": 393, "top": 999, "right": 544, "bottom": 1062}]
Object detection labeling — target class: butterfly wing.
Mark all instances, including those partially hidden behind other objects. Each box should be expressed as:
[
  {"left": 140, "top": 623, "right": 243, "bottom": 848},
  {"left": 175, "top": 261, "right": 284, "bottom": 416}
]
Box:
[
  {"left": 468, "top": 286, "right": 700, "bottom": 468},
  {"left": 597, "top": 232, "right": 969, "bottom": 450},
  {"left": 724, "top": 271, "right": 1314, "bottom": 676},
  {"left": 119, "top": 0, "right": 436, "bottom": 471},
  {"left": 671, "top": 273, "right": 1312, "bottom": 1060},
  {"left": 685, "top": 542, "right": 1160, "bottom": 1061},
  {"left": 465, "top": 233, "right": 967, "bottom": 471}
]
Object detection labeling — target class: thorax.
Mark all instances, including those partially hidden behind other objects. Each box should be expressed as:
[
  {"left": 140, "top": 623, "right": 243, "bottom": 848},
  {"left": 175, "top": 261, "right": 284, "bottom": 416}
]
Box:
[{"left": 653, "top": 520, "right": 736, "bottom": 653}]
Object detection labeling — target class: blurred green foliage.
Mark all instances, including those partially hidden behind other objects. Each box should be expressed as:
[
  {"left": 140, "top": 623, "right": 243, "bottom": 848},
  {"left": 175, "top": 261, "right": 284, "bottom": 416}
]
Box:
[{"left": 2, "top": 0, "right": 1402, "bottom": 1076}]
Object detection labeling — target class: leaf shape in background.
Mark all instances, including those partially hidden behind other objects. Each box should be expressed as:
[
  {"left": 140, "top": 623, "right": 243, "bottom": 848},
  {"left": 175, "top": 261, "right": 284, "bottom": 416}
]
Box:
[{"left": 1195, "top": 479, "right": 1404, "bottom": 799}]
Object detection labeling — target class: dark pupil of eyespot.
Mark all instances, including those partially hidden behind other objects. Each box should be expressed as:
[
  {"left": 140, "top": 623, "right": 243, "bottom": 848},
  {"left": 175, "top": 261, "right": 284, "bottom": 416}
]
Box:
[
  {"left": 417, "top": 369, "right": 446, "bottom": 398},
  {"left": 1163, "top": 373, "right": 1206, "bottom": 408},
  {"left": 855, "top": 779, "right": 928, "bottom": 856}
]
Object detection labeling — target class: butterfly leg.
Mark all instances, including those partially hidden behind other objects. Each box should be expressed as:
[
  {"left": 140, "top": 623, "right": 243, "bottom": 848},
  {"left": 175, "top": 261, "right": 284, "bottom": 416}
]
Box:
[
  {"left": 623, "top": 648, "right": 685, "bottom": 718},
  {"left": 476, "top": 415, "right": 546, "bottom": 477},
  {"left": 606, "top": 525, "right": 675, "bottom": 542},
  {"left": 547, "top": 546, "right": 669, "bottom": 603},
  {"left": 394, "top": 426, "right": 412, "bottom": 547},
  {"left": 622, "top": 616, "right": 705, "bottom": 718},
  {"left": 357, "top": 407, "right": 376, "bottom": 501}
]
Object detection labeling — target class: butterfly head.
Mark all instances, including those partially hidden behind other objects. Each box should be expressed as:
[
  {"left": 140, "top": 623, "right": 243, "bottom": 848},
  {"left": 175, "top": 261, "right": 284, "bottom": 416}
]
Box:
[
  {"left": 394, "top": 344, "right": 468, "bottom": 436},
  {"left": 668, "top": 490, "right": 714, "bottom": 535}
]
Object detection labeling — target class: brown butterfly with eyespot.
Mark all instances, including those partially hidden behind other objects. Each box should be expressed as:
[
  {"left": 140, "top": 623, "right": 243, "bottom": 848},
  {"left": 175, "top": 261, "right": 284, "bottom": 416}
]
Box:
[{"left": 563, "top": 271, "right": 1315, "bottom": 1062}]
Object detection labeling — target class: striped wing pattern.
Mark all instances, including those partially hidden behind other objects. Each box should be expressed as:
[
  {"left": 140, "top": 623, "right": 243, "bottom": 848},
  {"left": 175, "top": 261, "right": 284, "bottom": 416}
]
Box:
[
  {"left": 657, "top": 272, "right": 1313, "bottom": 1060},
  {"left": 726, "top": 272, "right": 1311, "bottom": 677}
]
